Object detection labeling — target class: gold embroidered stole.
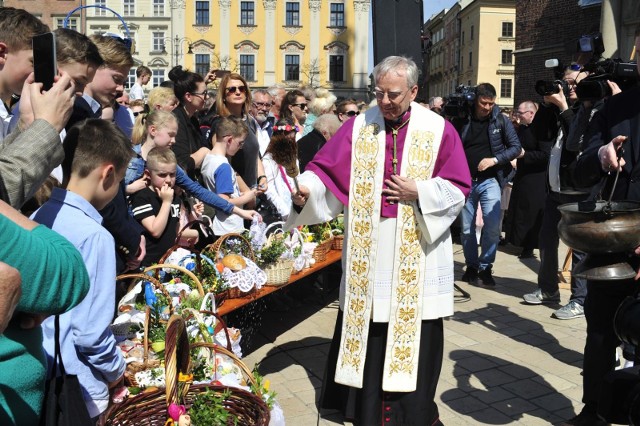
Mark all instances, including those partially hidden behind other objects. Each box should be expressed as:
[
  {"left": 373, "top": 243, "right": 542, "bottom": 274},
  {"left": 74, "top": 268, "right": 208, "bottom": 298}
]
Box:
[{"left": 335, "top": 105, "right": 441, "bottom": 391}]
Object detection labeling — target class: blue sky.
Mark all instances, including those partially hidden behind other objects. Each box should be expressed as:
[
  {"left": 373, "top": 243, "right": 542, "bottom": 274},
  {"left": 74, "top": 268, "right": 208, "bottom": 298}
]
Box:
[
  {"left": 424, "top": 0, "right": 458, "bottom": 20},
  {"left": 367, "top": 0, "right": 458, "bottom": 72}
]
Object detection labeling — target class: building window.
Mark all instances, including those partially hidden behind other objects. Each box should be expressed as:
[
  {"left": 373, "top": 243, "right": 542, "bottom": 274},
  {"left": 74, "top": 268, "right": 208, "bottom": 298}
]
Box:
[
  {"left": 286, "top": 2, "right": 300, "bottom": 26},
  {"left": 500, "top": 79, "right": 512, "bottom": 98},
  {"left": 153, "top": 0, "right": 164, "bottom": 16},
  {"left": 460, "top": 55, "right": 463, "bottom": 70},
  {"left": 196, "top": 1, "right": 210, "bottom": 25},
  {"left": 56, "top": 17, "right": 78, "bottom": 31},
  {"left": 95, "top": 0, "right": 106, "bottom": 16},
  {"left": 152, "top": 32, "right": 164, "bottom": 52},
  {"left": 468, "top": 51, "right": 472, "bottom": 69},
  {"left": 285, "top": 54, "right": 299, "bottom": 80},
  {"left": 123, "top": 0, "right": 135, "bottom": 17},
  {"left": 240, "top": 55, "right": 255, "bottom": 81},
  {"left": 127, "top": 69, "right": 136, "bottom": 90},
  {"left": 502, "top": 22, "right": 514, "bottom": 37},
  {"left": 152, "top": 69, "right": 165, "bottom": 87},
  {"left": 461, "top": 31, "right": 465, "bottom": 44},
  {"left": 195, "top": 54, "right": 210, "bottom": 76},
  {"left": 240, "top": 2, "right": 254, "bottom": 25},
  {"left": 470, "top": 25, "right": 474, "bottom": 40},
  {"left": 330, "top": 3, "right": 344, "bottom": 27},
  {"left": 329, "top": 55, "right": 344, "bottom": 82},
  {"left": 501, "top": 49, "right": 513, "bottom": 64}
]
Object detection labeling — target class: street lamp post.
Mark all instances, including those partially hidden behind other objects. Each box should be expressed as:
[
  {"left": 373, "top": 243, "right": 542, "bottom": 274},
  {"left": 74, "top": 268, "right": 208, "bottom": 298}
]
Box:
[{"left": 162, "top": 36, "right": 193, "bottom": 68}]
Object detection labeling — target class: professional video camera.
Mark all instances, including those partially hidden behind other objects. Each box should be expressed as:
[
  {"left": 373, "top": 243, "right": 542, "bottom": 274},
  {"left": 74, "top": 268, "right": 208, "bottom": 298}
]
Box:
[
  {"left": 599, "top": 297, "right": 640, "bottom": 425},
  {"left": 575, "top": 33, "right": 639, "bottom": 101},
  {"left": 443, "top": 85, "right": 476, "bottom": 118}
]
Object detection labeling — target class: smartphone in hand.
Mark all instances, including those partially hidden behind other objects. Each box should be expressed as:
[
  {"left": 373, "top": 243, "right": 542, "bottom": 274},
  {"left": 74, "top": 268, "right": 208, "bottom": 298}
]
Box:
[
  {"left": 33, "top": 32, "right": 57, "bottom": 91},
  {"left": 214, "top": 69, "right": 231, "bottom": 79}
]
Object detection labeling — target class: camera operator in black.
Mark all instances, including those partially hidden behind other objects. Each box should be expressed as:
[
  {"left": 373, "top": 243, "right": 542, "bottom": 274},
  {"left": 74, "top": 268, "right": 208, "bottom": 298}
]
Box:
[
  {"left": 568, "top": 29, "right": 640, "bottom": 426},
  {"left": 522, "top": 65, "right": 593, "bottom": 321},
  {"left": 454, "top": 83, "right": 521, "bottom": 287}
]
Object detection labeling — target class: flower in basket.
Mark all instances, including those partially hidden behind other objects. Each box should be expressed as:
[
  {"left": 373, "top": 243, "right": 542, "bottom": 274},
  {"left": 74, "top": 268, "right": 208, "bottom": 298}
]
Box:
[
  {"left": 255, "top": 236, "right": 287, "bottom": 269},
  {"left": 330, "top": 215, "right": 345, "bottom": 235},
  {"left": 251, "top": 366, "right": 278, "bottom": 410},
  {"left": 301, "top": 222, "right": 333, "bottom": 243}
]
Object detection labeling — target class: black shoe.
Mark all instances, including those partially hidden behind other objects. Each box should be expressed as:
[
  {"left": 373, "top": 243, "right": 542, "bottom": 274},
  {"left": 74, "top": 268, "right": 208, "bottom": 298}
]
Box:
[
  {"left": 498, "top": 236, "right": 507, "bottom": 246},
  {"left": 561, "top": 407, "right": 608, "bottom": 426},
  {"left": 518, "top": 248, "right": 535, "bottom": 259},
  {"left": 478, "top": 267, "right": 496, "bottom": 287},
  {"left": 461, "top": 267, "right": 478, "bottom": 285}
]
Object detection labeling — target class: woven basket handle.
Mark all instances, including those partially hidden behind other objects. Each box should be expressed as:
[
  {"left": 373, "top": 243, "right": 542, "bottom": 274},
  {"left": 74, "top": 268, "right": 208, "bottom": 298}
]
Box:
[
  {"left": 143, "top": 264, "right": 205, "bottom": 296},
  {"left": 165, "top": 315, "right": 191, "bottom": 406},
  {"left": 116, "top": 273, "right": 174, "bottom": 363},
  {"left": 205, "top": 232, "right": 255, "bottom": 262},
  {"left": 198, "top": 310, "right": 232, "bottom": 351},
  {"left": 190, "top": 342, "right": 261, "bottom": 397}
]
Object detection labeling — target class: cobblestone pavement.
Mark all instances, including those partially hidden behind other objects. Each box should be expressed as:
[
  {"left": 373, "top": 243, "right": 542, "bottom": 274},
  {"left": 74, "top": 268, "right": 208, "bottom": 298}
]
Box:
[{"left": 242, "top": 242, "right": 590, "bottom": 425}]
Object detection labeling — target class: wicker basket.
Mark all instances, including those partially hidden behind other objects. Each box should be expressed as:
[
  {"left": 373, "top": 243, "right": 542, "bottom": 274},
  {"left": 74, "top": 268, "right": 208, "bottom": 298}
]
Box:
[
  {"left": 116, "top": 273, "right": 177, "bottom": 387},
  {"left": 331, "top": 234, "right": 344, "bottom": 251},
  {"left": 99, "top": 316, "right": 270, "bottom": 426},
  {"left": 312, "top": 236, "right": 333, "bottom": 263},
  {"left": 264, "top": 258, "right": 295, "bottom": 286},
  {"left": 204, "top": 233, "right": 257, "bottom": 300}
]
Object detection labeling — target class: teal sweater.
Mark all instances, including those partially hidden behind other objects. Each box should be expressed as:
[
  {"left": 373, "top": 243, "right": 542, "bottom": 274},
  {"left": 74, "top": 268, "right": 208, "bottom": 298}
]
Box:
[{"left": 0, "top": 216, "right": 90, "bottom": 425}]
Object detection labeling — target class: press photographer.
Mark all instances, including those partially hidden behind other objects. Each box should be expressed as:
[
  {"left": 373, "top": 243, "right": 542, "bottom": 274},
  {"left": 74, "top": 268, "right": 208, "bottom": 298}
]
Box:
[
  {"left": 453, "top": 83, "right": 521, "bottom": 287},
  {"left": 569, "top": 26, "right": 640, "bottom": 426},
  {"left": 522, "top": 63, "right": 593, "bottom": 321}
]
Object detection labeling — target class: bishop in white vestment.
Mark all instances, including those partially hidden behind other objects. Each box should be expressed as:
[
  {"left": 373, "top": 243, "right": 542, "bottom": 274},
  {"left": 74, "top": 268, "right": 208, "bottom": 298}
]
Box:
[{"left": 285, "top": 56, "right": 471, "bottom": 425}]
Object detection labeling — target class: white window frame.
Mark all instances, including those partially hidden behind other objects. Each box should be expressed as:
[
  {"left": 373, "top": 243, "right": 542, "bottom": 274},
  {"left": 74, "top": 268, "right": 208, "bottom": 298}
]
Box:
[
  {"left": 240, "top": 1, "right": 255, "bottom": 26},
  {"left": 152, "top": 32, "right": 164, "bottom": 53},
  {"left": 239, "top": 54, "right": 255, "bottom": 81},
  {"left": 284, "top": 54, "right": 300, "bottom": 81},
  {"left": 153, "top": 0, "right": 165, "bottom": 17},
  {"left": 328, "top": 54, "right": 345, "bottom": 82},
  {"left": 152, "top": 69, "right": 165, "bottom": 87}
]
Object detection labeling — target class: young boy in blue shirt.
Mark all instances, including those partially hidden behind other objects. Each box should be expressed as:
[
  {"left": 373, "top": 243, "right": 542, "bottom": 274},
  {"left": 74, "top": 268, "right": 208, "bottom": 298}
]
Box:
[
  {"left": 201, "top": 116, "right": 258, "bottom": 236},
  {"left": 33, "top": 119, "right": 133, "bottom": 420}
]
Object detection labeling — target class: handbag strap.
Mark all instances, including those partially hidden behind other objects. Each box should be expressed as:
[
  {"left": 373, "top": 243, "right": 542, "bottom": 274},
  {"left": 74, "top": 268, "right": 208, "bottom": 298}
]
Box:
[{"left": 52, "top": 315, "right": 67, "bottom": 377}]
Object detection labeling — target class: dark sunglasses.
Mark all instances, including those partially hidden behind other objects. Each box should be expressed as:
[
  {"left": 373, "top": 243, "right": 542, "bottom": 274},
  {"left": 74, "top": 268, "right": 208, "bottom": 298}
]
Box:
[
  {"left": 345, "top": 110, "right": 359, "bottom": 117},
  {"left": 226, "top": 86, "right": 247, "bottom": 94},
  {"left": 292, "top": 103, "right": 308, "bottom": 109},
  {"left": 133, "top": 111, "right": 144, "bottom": 117}
]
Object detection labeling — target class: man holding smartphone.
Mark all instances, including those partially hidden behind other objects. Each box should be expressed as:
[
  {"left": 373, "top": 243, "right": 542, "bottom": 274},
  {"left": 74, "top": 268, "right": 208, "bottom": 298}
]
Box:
[{"left": 0, "top": 7, "right": 76, "bottom": 208}]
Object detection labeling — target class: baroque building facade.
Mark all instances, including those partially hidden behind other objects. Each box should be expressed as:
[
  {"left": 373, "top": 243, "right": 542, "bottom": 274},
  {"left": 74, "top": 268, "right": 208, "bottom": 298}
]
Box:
[{"left": 181, "top": 0, "right": 370, "bottom": 98}]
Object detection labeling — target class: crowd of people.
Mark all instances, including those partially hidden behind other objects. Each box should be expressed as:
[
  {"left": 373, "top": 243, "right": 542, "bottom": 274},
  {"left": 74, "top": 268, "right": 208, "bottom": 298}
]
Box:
[{"left": 1, "top": 4, "right": 639, "bottom": 426}]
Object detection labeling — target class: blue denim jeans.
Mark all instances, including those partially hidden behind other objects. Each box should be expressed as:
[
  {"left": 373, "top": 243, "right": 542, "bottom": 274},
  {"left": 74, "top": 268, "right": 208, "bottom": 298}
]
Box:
[{"left": 460, "top": 178, "right": 502, "bottom": 271}]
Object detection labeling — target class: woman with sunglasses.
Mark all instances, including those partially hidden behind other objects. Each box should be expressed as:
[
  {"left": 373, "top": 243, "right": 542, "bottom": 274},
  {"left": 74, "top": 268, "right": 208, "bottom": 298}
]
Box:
[
  {"left": 279, "top": 89, "right": 308, "bottom": 141},
  {"left": 167, "top": 65, "right": 211, "bottom": 181},
  {"left": 335, "top": 98, "right": 360, "bottom": 123},
  {"left": 212, "top": 73, "right": 266, "bottom": 197}
]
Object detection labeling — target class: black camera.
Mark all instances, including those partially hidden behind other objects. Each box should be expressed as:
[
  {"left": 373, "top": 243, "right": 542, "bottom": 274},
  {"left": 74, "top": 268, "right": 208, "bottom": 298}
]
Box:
[
  {"left": 443, "top": 85, "right": 476, "bottom": 118},
  {"left": 576, "top": 58, "right": 638, "bottom": 101},
  {"left": 534, "top": 79, "right": 571, "bottom": 97},
  {"left": 599, "top": 297, "right": 640, "bottom": 425},
  {"left": 574, "top": 32, "right": 638, "bottom": 101}
]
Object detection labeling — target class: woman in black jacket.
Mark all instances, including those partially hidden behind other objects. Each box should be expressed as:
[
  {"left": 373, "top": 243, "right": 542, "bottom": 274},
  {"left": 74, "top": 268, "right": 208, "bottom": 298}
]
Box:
[{"left": 168, "top": 66, "right": 210, "bottom": 180}]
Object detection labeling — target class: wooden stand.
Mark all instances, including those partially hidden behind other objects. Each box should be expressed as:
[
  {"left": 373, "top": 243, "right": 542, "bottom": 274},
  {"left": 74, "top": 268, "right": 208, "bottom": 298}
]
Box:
[{"left": 216, "top": 250, "right": 342, "bottom": 316}]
